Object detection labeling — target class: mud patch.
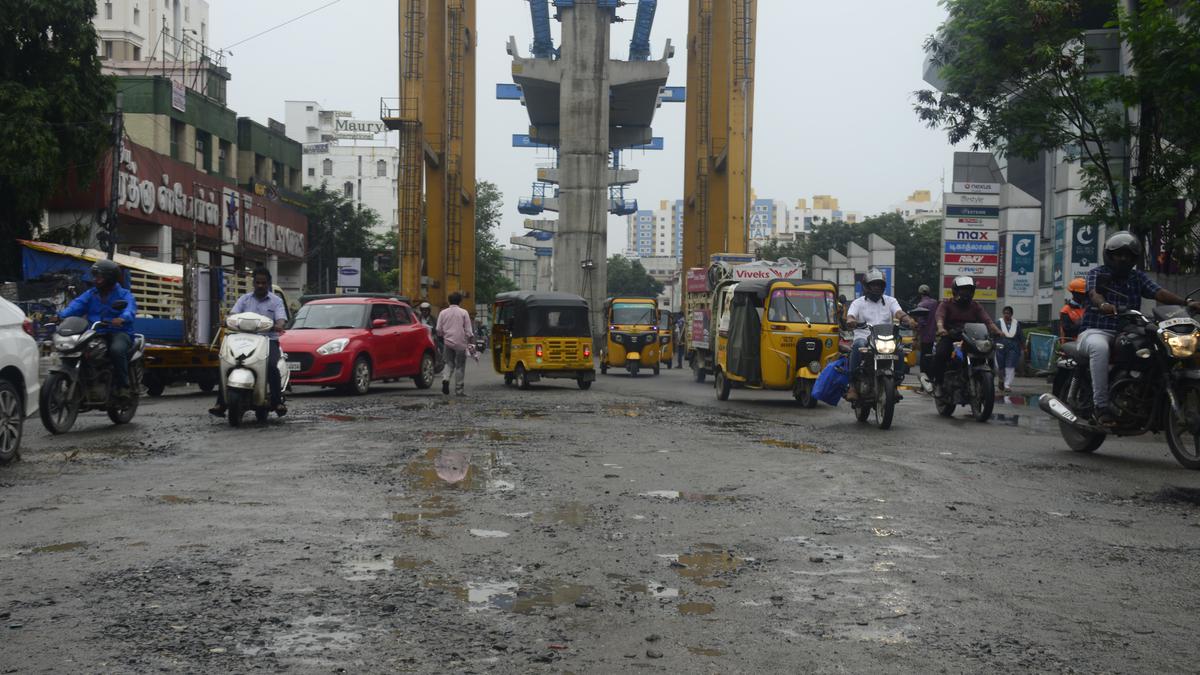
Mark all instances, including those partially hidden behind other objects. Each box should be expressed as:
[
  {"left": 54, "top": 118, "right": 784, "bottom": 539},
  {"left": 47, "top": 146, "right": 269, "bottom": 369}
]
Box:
[
  {"left": 392, "top": 495, "right": 461, "bottom": 522},
  {"left": 1139, "top": 486, "right": 1200, "bottom": 506},
  {"left": 534, "top": 502, "right": 591, "bottom": 526},
  {"left": 679, "top": 602, "right": 715, "bottom": 616},
  {"left": 667, "top": 545, "right": 749, "bottom": 588},
  {"left": 759, "top": 438, "right": 827, "bottom": 453}
]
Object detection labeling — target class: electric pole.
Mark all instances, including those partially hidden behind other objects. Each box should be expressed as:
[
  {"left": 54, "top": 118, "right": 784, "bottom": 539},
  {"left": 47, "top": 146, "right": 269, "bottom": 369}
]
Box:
[{"left": 102, "top": 93, "right": 124, "bottom": 260}]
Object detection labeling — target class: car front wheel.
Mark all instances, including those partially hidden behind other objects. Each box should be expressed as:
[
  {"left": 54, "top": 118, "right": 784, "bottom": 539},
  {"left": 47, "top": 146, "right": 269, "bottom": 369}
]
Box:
[
  {"left": 414, "top": 352, "right": 435, "bottom": 390},
  {"left": 0, "top": 379, "right": 23, "bottom": 464}
]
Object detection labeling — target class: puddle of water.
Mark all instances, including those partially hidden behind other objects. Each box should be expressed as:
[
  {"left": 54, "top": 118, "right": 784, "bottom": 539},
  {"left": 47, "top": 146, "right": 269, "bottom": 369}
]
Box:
[
  {"left": 322, "top": 414, "right": 385, "bottom": 422},
  {"left": 244, "top": 615, "right": 360, "bottom": 656},
  {"left": 494, "top": 409, "right": 546, "bottom": 419},
  {"left": 469, "top": 529, "right": 511, "bottom": 538},
  {"left": 428, "top": 579, "right": 594, "bottom": 614},
  {"left": 689, "top": 646, "right": 725, "bottom": 657},
  {"left": 392, "top": 556, "right": 429, "bottom": 570},
  {"left": 604, "top": 405, "right": 645, "bottom": 418},
  {"left": 670, "top": 546, "right": 747, "bottom": 587},
  {"left": 872, "top": 528, "right": 899, "bottom": 537},
  {"left": 159, "top": 495, "right": 195, "bottom": 504},
  {"left": 31, "top": 541, "right": 87, "bottom": 554},
  {"left": 679, "top": 602, "right": 716, "bottom": 616},
  {"left": 638, "top": 491, "right": 745, "bottom": 503},
  {"left": 619, "top": 579, "right": 680, "bottom": 598},
  {"left": 343, "top": 557, "right": 392, "bottom": 581},
  {"left": 392, "top": 495, "right": 461, "bottom": 522},
  {"left": 759, "top": 438, "right": 828, "bottom": 454},
  {"left": 405, "top": 448, "right": 496, "bottom": 491},
  {"left": 534, "top": 503, "right": 591, "bottom": 526}
]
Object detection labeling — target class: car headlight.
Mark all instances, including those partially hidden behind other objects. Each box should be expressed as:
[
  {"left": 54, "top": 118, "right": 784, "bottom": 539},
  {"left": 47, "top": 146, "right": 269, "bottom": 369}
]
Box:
[
  {"left": 1166, "top": 332, "right": 1198, "bottom": 358},
  {"left": 874, "top": 338, "right": 896, "bottom": 354},
  {"left": 316, "top": 337, "right": 350, "bottom": 355},
  {"left": 613, "top": 333, "right": 625, "bottom": 344}
]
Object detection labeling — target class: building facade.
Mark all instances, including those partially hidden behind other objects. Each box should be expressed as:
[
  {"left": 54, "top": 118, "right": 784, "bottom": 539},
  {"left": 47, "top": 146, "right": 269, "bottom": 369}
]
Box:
[
  {"left": 891, "top": 190, "right": 943, "bottom": 224},
  {"left": 284, "top": 101, "right": 398, "bottom": 236},
  {"left": 94, "top": 0, "right": 210, "bottom": 62}
]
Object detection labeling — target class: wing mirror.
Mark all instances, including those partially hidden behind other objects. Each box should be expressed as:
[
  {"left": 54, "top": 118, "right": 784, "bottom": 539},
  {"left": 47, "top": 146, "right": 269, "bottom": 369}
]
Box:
[{"left": 372, "top": 318, "right": 388, "bottom": 329}]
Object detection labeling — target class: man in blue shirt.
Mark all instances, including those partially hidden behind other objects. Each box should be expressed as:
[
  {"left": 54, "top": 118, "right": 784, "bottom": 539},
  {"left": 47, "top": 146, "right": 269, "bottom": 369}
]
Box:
[
  {"left": 1078, "top": 231, "right": 1200, "bottom": 426},
  {"left": 209, "top": 267, "right": 289, "bottom": 418},
  {"left": 59, "top": 259, "right": 137, "bottom": 396}
]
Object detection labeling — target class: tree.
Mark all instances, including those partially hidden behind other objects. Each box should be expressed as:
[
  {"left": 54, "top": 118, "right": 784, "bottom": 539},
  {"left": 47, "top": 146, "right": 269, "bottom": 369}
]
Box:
[
  {"left": 915, "top": 0, "right": 1200, "bottom": 261},
  {"left": 606, "top": 255, "right": 663, "bottom": 297},
  {"left": 756, "top": 213, "right": 943, "bottom": 305},
  {"left": 301, "top": 185, "right": 389, "bottom": 293},
  {"left": 0, "top": 0, "right": 115, "bottom": 278},
  {"left": 474, "top": 180, "right": 517, "bottom": 305}
]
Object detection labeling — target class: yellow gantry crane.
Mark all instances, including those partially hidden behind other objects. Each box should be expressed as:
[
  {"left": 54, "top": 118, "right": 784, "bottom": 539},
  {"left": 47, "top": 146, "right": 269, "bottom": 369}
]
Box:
[
  {"left": 682, "top": 0, "right": 757, "bottom": 273},
  {"left": 384, "top": 0, "right": 476, "bottom": 307}
]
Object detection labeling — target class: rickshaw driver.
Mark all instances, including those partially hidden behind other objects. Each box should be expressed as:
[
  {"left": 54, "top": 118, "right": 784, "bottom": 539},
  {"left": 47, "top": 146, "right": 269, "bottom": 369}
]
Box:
[{"left": 844, "top": 269, "right": 916, "bottom": 401}]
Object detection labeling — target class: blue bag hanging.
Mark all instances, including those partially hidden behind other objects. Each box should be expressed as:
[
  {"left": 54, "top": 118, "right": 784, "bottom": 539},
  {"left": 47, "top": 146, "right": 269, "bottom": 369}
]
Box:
[{"left": 812, "top": 356, "right": 850, "bottom": 406}]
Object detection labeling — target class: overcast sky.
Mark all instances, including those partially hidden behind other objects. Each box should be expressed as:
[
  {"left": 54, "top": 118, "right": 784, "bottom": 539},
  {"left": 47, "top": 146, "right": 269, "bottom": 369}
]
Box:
[{"left": 212, "top": 0, "right": 960, "bottom": 254}]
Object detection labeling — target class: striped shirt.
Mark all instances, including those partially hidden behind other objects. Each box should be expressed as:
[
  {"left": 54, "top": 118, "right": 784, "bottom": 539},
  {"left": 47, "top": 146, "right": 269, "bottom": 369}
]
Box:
[{"left": 1080, "top": 266, "right": 1161, "bottom": 332}]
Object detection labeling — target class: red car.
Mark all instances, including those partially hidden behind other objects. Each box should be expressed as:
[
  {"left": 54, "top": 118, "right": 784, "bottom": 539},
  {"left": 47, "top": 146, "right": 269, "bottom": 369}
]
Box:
[{"left": 281, "top": 298, "right": 437, "bottom": 394}]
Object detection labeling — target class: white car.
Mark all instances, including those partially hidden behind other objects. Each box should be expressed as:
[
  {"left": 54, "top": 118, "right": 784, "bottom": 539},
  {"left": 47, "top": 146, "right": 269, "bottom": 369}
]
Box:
[{"left": 0, "top": 298, "right": 40, "bottom": 463}]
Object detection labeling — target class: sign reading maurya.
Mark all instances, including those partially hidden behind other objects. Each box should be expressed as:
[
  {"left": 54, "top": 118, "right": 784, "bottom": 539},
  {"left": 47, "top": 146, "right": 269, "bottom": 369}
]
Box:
[{"left": 333, "top": 117, "right": 386, "bottom": 139}]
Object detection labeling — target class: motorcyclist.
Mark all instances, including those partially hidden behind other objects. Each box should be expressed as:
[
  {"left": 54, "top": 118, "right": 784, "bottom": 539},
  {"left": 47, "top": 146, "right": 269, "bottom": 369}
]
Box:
[
  {"left": 844, "top": 269, "right": 916, "bottom": 401},
  {"left": 57, "top": 259, "right": 137, "bottom": 398},
  {"left": 209, "top": 267, "right": 288, "bottom": 418},
  {"left": 1059, "top": 278, "right": 1086, "bottom": 342},
  {"left": 1077, "top": 231, "right": 1200, "bottom": 426},
  {"left": 914, "top": 283, "right": 940, "bottom": 357},
  {"left": 418, "top": 301, "right": 434, "bottom": 329},
  {"left": 929, "top": 276, "right": 1002, "bottom": 395}
]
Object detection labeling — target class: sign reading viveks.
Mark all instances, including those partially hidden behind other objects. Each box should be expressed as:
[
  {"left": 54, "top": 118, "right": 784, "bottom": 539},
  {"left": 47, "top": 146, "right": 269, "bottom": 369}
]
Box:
[{"left": 333, "top": 116, "right": 386, "bottom": 139}]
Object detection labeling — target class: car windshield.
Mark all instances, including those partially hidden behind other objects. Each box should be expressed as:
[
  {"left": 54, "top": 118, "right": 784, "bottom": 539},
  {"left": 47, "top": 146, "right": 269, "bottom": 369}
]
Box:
[
  {"left": 611, "top": 303, "right": 656, "bottom": 326},
  {"left": 767, "top": 289, "right": 835, "bottom": 324},
  {"left": 527, "top": 307, "right": 591, "bottom": 337},
  {"left": 290, "top": 303, "right": 367, "bottom": 329}
]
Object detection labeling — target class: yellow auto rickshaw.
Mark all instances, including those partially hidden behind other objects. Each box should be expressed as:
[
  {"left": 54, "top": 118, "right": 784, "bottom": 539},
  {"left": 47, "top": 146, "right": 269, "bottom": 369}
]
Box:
[
  {"left": 713, "top": 278, "right": 840, "bottom": 406},
  {"left": 657, "top": 309, "right": 675, "bottom": 370},
  {"left": 491, "top": 291, "right": 596, "bottom": 390},
  {"left": 600, "top": 297, "right": 661, "bottom": 377}
]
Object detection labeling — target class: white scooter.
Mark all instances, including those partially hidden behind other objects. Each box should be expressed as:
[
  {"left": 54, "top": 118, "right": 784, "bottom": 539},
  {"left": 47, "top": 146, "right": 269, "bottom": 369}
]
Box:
[{"left": 218, "top": 312, "right": 290, "bottom": 427}]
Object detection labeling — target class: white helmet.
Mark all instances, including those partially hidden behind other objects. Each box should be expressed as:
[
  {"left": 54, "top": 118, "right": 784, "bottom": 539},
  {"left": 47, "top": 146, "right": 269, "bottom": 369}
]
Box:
[
  {"left": 951, "top": 276, "right": 975, "bottom": 291},
  {"left": 419, "top": 302, "right": 431, "bottom": 310}
]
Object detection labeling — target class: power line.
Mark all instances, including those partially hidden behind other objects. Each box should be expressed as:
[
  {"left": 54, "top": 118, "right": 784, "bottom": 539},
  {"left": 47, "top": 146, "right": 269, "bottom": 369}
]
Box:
[{"left": 222, "top": 0, "right": 344, "bottom": 51}]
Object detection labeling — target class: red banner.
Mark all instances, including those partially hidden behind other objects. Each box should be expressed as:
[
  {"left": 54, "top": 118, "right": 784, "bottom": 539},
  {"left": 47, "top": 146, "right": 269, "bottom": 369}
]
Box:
[{"left": 943, "top": 253, "right": 998, "bottom": 265}]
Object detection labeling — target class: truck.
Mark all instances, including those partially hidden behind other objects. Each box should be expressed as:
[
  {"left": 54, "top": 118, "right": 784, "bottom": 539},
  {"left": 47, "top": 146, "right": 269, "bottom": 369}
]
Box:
[
  {"left": 684, "top": 254, "right": 807, "bottom": 383},
  {"left": 17, "top": 240, "right": 292, "bottom": 397}
]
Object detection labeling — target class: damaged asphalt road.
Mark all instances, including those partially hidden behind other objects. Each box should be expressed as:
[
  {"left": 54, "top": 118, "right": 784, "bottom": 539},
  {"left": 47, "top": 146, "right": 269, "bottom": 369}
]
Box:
[{"left": 3, "top": 362, "right": 1200, "bottom": 673}]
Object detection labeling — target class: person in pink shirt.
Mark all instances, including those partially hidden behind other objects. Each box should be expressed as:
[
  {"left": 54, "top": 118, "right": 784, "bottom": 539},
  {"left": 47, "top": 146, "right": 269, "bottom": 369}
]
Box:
[{"left": 435, "top": 292, "right": 473, "bottom": 395}]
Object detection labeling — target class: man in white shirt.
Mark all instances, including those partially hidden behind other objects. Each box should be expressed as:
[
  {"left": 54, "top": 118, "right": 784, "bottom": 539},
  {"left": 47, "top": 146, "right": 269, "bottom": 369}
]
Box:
[{"left": 844, "top": 269, "right": 915, "bottom": 401}]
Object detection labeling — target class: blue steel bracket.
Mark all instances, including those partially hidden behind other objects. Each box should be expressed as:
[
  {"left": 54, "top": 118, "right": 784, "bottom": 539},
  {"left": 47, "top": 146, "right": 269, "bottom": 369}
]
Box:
[
  {"left": 659, "top": 86, "right": 686, "bottom": 103},
  {"left": 512, "top": 134, "right": 557, "bottom": 149},
  {"left": 624, "top": 137, "right": 665, "bottom": 151},
  {"left": 496, "top": 84, "right": 524, "bottom": 100}
]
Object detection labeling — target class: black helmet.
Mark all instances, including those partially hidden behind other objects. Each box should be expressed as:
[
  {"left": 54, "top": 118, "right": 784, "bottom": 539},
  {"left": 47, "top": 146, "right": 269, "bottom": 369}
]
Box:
[
  {"left": 1103, "top": 231, "right": 1141, "bottom": 275},
  {"left": 90, "top": 259, "right": 121, "bottom": 286}
]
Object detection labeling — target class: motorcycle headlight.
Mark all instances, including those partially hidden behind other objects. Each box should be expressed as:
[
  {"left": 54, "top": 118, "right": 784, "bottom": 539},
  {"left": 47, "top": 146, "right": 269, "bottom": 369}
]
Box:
[
  {"left": 874, "top": 338, "right": 896, "bottom": 354},
  {"left": 317, "top": 337, "right": 350, "bottom": 355},
  {"left": 1166, "top": 332, "right": 1198, "bottom": 359},
  {"left": 53, "top": 334, "right": 79, "bottom": 350},
  {"left": 974, "top": 339, "right": 993, "bottom": 353}
]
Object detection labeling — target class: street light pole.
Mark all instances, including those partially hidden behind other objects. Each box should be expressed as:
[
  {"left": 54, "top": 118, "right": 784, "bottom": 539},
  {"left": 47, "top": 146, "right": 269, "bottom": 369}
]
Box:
[{"left": 103, "top": 93, "right": 124, "bottom": 259}]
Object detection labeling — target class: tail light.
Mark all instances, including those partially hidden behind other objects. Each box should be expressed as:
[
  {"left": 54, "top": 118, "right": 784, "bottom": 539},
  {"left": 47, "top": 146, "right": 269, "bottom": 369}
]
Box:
[
  {"left": 584, "top": 345, "right": 592, "bottom": 358},
  {"left": 22, "top": 318, "right": 34, "bottom": 337},
  {"left": 536, "top": 344, "right": 544, "bottom": 358}
]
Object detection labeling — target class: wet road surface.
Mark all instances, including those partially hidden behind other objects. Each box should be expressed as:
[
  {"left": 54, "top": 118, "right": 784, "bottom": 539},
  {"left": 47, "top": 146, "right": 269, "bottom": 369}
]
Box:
[{"left": 3, "top": 362, "right": 1200, "bottom": 672}]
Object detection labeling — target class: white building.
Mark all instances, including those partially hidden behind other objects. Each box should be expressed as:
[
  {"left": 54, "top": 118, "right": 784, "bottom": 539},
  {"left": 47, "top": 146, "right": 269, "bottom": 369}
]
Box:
[
  {"left": 284, "top": 100, "right": 398, "bottom": 236},
  {"left": 624, "top": 200, "right": 682, "bottom": 259},
  {"left": 93, "top": 0, "right": 210, "bottom": 62},
  {"left": 891, "top": 190, "right": 943, "bottom": 224}
]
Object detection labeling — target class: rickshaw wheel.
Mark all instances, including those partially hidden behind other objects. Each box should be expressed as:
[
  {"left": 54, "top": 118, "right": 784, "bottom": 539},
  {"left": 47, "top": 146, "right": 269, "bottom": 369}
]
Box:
[
  {"left": 652, "top": 364, "right": 660, "bottom": 376},
  {"left": 516, "top": 365, "right": 532, "bottom": 390},
  {"left": 577, "top": 379, "right": 592, "bottom": 391},
  {"left": 503, "top": 373, "right": 514, "bottom": 386},
  {"left": 715, "top": 369, "right": 731, "bottom": 401}
]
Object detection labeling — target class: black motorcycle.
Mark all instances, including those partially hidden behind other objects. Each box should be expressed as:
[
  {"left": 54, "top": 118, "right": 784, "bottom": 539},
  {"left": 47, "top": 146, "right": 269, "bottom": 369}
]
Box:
[
  {"left": 848, "top": 324, "right": 906, "bottom": 430},
  {"left": 40, "top": 308, "right": 144, "bottom": 434},
  {"left": 1039, "top": 304, "right": 1200, "bottom": 469},
  {"left": 932, "top": 323, "right": 997, "bottom": 422}
]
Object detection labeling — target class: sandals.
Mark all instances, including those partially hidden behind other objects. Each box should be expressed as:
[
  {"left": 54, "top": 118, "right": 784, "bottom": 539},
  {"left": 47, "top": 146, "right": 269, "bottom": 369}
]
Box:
[{"left": 208, "top": 405, "right": 226, "bottom": 418}]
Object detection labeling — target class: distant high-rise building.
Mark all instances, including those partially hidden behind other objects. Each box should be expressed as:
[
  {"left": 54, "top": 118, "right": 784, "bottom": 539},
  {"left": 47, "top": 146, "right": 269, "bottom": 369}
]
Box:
[{"left": 93, "top": 0, "right": 210, "bottom": 63}]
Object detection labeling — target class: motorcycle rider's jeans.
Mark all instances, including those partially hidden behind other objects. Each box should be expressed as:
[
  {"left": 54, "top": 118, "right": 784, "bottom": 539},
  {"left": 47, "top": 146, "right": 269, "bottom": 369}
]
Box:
[
  {"left": 1077, "top": 329, "right": 1116, "bottom": 410},
  {"left": 848, "top": 337, "right": 868, "bottom": 377},
  {"left": 106, "top": 332, "right": 132, "bottom": 389}
]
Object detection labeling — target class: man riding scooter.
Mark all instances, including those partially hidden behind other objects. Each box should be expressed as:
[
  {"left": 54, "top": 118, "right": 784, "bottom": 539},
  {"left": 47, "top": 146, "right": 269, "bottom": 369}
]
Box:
[
  {"left": 209, "top": 267, "right": 288, "bottom": 418},
  {"left": 844, "top": 269, "right": 916, "bottom": 401},
  {"left": 57, "top": 259, "right": 137, "bottom": 399},
  {"left": 928, "top": 276, "right": 1003, "bottom": 397},
  {"left": 1077, "top": 231, "right": 1200, "bottom": 427}
]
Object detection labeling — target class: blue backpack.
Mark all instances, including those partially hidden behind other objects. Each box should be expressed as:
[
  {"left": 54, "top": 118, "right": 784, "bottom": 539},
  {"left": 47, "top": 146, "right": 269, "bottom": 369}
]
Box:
[{"left": 812, "top": 356, "right": 850, "bottom": 406}]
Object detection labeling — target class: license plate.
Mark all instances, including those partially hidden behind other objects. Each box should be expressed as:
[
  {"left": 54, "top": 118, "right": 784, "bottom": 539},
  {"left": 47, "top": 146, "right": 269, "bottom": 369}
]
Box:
[
  {"left": 876, "top": 354, "right": 898, "bottom": 360},
  {"left": 287, "top": 361, "right": 301, "bottom": 371}
]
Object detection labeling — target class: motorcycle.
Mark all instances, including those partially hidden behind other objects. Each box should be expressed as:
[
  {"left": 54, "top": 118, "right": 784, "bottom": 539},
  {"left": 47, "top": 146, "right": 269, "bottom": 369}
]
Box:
[
  {"left": 40, "top": 307, "right": 144, "bottom": 434},
  {"left": 219, "top": 312, "right": 291, "bottom": 427},
  {"left": 1039, "top": 304, "right": 1200, "bottom": 469},
  {"left": 847, "top": 323, "right": 905, "bottom": 430},
  {"left": 931, "top": 323, "right": 998, "bottom": 422}
]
